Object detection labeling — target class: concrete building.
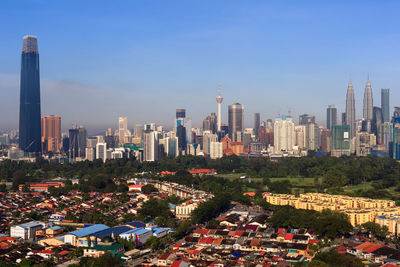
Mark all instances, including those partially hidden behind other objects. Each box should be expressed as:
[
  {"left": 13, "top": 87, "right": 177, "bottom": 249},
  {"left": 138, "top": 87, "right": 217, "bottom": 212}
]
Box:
[
  {"left": 210, "top": 141, "right": 223, "bottom": 159},
  {"left": 273, "top": 116, "right": 294, "bottom": 153},
  {"left": 118, "top": 117, "right": 128, "bottom": 145},
  {"left": 346, "top": 81, "right": 356, "bottom": 138},
  {"left": 326, "top": 105, "right": 337, "bottom": 130},
  {"left": 144, "top": 131, "right": 158, "bottom": 161},
  {"left": 41, "top": 115, "right": 61, "bottom": 153},
  {"left": 11, "top": 221, "right": 43, "bottom": 240},
  {"left": 96, "top": 142, "right": 107, "bottom": 162},
  {"left": 355, "top": 132, "right": 376, "bottom": 156}
]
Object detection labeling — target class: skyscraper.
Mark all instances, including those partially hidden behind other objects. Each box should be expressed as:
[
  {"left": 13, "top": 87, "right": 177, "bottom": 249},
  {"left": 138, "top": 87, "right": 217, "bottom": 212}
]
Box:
[
  {"left": 216, "top": 91, "right": 223, "bottom": 132},
  {"left": 273, "top": 116, "right": 294, "bottom": 153},
  {"left": 326, "top": 105, "right": 337, "bottom": 130},
  {"left": 228, "top": 103, "right": 244, "bottom": 139},
  {"left": 203, "top": 113, "right": 217, "bottom": 133},
  {"left": 363, "top": 79, "right": 373, "bottom": 121},
  {"left": 68, "top": 126, "right": 87, "bottom": 161},
  {"left": 331, "top": 125, "right": 351, "bottom": 157},
  {"left": 19, "top": 35, "right": 41, "bottom": 153},
  {"left": 346, "top": 81, "right": 356, "bottom": 138},
  {"left": 372, "top": 106, "right": 383, "bottom": 144},
  {"left": 254, "top": 113, "right": 260, "bottom": 137},
  {"left": 41, "top": 115, "right": 61, "bottom": 153},
  {"left": 381, "top": 89, "right": 390, "bottom": 122},
  {"left": 176, "top": 109, "right": 186, "bottom": 119},
  {"left": 299, "top": 114, "right": 315, "bottom": 125},
  {"left": 118, "top": 117, "right": 128, "bottom": 145}
]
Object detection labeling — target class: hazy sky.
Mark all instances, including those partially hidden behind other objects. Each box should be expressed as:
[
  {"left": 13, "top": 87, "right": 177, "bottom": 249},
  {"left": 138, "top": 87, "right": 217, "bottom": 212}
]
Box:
[{"left": 1, "top": 0, "right": 399, "bottom": 134}]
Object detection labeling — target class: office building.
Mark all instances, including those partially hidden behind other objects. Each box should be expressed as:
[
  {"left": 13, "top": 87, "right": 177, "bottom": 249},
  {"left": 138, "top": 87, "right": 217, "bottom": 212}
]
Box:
[
  {"left": 85, "top": 137, "right": 98, "bottom": 161},
  {"left": 203, "top": 133, "right": 218, "bottom": 156},
  {"left": 19, "top": 35, "right": 41, "bottom": 153},
  {"left": 372, "top": 107, "right": 384, "bottom": 144},
  {"left": 355, "top": 132, "right": 376, "bottom": 157},
  {"left": 305, "top": 123, "right": 319, "bottom": 151},
  {"left": 118, "top": 117, "right": 128, "bottom": 145},
  {"left": 331, "top": 125, "right": 351, "bottom": 157},
  {"left": 294, "top": 125, "right": 306, "bottom": 149},
  {"left": 165, "top": 136, "right": 178, "bottom": 157},
  {"left": 346, "top": 81, "right": 356, "bottom": 138},
  {"left": 134, "top": 124, "right": 144, "bottom": 138},
  {"left": 326, "top": 105, "right": 337, "bottom": 130},
  {"left": 228, "top": 103, "right": 244, "bottom": 139},
  {"left": 203, "top": 113, "right": 217, "bottom": 133},
  {"left": 320, "top": 129, "right": 331, "bottom": 152},
  {"left": 254, "top": 113, "right": 260, "bottom": 137},
  {"left": 393, "top": 118, "right": 400, "bottom": 160},
  {"left": 96, "top": 143, "right": 107, "bottom": 162},
  {"left": 41, "top": 115, "right": 61, "bottom": 153},
  {"left": 381, "top": 89, "right": 390, "bottom": 122},
  {"left": 216, "top": 91, "right": 223, "bottom": 132},
  {"left": 363, "top": 79, "right": 373, "bottom": 121},
  {"left": 69, "top": 126, "right": 87, "bottom": 160},
  {"left": 273, "top": 116, "right": 294, "bottom": 153},
  {"left": 144, "top": 131, "right": 158, "bottom": 161},
  {"left": 299, "top": 114, "right": 315, "bottom": 125}
]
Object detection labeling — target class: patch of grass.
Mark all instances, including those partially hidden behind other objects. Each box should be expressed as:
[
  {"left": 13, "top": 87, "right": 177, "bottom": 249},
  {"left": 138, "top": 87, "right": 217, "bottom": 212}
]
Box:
[{"left": 343, "top": 182, "right": 374, "bottom": 192}]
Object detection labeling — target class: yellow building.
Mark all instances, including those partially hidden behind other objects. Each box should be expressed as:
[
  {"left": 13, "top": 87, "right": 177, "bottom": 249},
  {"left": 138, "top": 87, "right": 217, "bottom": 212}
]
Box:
[{"left": 264, "top": 193, "right": 398, "bottom": 226}]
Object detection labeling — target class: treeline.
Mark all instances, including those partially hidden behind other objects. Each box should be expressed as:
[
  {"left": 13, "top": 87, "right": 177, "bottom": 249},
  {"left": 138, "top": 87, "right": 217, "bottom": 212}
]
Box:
[{"left": 2, "top": 155, "right": 400, "bottom": 196}]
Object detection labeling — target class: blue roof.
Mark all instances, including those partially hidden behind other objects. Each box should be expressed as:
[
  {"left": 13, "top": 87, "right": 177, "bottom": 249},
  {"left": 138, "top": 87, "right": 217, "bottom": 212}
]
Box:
[
  {"left": 124, "top": 221, "right": 145, "bottom": 228},
  {"left": 68, "top": 224, "right": 109, "bottom": 238},
  {"left": 92, "top": 226, "right": 132, "bottom": 239},
  {"left": 152, "top": 228, "right": 167, "bottom": 235},
  {"left": 168, "top": 203, "right": 176, "bottom": 209},
  {"left": 49, "top": 226, "right": 62, "bottom": 231},
  {"left": 121, "top": 227, "right": 150, "bottom": 236}
]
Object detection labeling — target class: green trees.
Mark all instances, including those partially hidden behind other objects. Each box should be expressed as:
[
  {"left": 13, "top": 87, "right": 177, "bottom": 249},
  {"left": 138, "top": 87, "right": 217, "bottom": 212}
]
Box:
[
  {"left": 141, "top": 184, "right": 158, "bottom": 194},
  {"left": 308, "top": 248, "right": 363, "bottom": 267},
  {"left": 77, "top": 252, "right": 123, "bottom": 267},
  {"left": 361, "top": 222, "right": 389, "bottom": 240},
  {"left": 269, "top": 206, "right": 352, "bottom": 239},
  {"left": 190, "top": 193, "right": 230, "bottom": 224}
]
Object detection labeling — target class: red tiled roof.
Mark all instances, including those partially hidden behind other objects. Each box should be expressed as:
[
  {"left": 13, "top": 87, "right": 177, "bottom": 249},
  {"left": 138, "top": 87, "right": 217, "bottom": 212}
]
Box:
[
  {"left": 189, "top": 169, "right": 216, "bottom": 174},
  {"left": 284, "top": 234, "right": 294, "bottom": 240},
  {"left": 277, "top": 228, "right": 285, "bottom": 234}
]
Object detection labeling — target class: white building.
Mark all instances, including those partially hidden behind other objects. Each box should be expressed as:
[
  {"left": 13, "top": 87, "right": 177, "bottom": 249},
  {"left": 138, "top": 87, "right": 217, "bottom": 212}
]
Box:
[
  {"left": 274, "top": 116, "right": 295, "bottom": 153},
  {"left": 210, "top": 141, "right": 223, "bottom": 159},
  {"left": 144, "top": 131, "right": 158, "bottom": 161},
  {"left": 10, "top": 221, "right": 43, "bottom": 240},
  {"left": 176, "top": 202, "right": 199, "bottom": 219},
  {"left": 294, "top": 125, "right": 306, "bottom": 149},
  {"left": 118, "top": 117, "right": 128, "bottom": 145},
  {"left": 96, "top": 142, "right": 107, "bottom": 162},
  {"left": 203, "top": 133, "right": 218, "bottom": 155}
]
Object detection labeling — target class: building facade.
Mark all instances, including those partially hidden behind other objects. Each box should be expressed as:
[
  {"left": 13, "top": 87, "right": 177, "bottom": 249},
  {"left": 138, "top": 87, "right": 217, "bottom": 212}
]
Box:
[
  {"left": 19, "top": 35, "right": 41, "bottom": 154},
  {"left": 41, "top": 115, "right": 61, "bottom": 153},
  {"left": 228, "top": 103, "right": 244, "bottom": 139}
]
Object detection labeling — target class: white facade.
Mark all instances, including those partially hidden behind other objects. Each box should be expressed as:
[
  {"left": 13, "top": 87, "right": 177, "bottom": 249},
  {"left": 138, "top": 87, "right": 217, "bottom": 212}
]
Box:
[
  {"left": 96, "top": 142, "right": 107, "bottom": 162},
  {"left": 144, "top": 131, "right": 158, "bottom": 161},
  {"left": 210, "top": 141, "right": 223, "bottom": 159},
  {"left": 274, "top": 116, "right": 295, "bottom": 153},
  {"left": 118, "top": 117, "right": 128, "bottom": 145},
  {"left": 10, "top": 221, "right": 43, "bottom": 240},
  {"left": 203, "top": 133, "right": 218, "bottom": 155},
  {"left": 294, "top": 125, "right": 306, "bottom": 149}
]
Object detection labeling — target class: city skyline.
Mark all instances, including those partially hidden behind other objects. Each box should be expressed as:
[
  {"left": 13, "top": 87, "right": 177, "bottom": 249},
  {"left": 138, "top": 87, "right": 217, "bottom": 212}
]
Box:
[{"left": 1, "top": 1, "right": 400, "bottom": 133}]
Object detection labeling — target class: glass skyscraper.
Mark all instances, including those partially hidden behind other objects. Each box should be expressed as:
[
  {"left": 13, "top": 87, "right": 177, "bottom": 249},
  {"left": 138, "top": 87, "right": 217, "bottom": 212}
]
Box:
[
  {"left": 19, "top": 35, "right": 41, "bottom": 153},
  {"left": 381, "top": 89, "right": 390, "bottom": 122}
]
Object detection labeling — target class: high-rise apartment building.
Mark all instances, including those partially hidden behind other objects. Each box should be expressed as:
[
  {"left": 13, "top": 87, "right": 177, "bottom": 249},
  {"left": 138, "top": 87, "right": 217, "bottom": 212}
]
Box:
[
  {"left": 41, "top": 115, "right": 61, "bottom": 153},
  {"left": 273, "top": 116, "right": 294, "bottom": 153},
  {"left": 134, "top": 124, "right": 144, "bottom": 138},
  {"left": 326, "top": 105, "right": 337, "bottom": 130},
  {"left": 19, "top": 35, "right": 41, "bottom": 153},
  {"left": 210, "top": 141, "right": 223, "bottom": 159},
  {"left": 381, "top": 89, "right": 390, "bottom": 122},
  {"left": 346, "top": 81, "right": 356, "bottom": 138},
  {"left": 203, "top": 113, "right": 217, "bottom": 133},
  {"left": 254, "top": 113, "right": 260, "bottom": 137},
  {"left": 320, "top": 129, "right": 331, "bottom": 152},
  {"left": 363, "top": 79, "right": 373, "bottom": 122},
  {"left": 228, "top": 103, "right": 244, "bottom": 139}
]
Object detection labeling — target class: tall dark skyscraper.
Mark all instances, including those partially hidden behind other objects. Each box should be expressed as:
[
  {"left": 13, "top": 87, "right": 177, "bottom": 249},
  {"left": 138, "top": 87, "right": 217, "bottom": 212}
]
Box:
[
  {"left": 19, "top": 35, "right": 41, "bottom": 153},
  {"left": 326, "top": 105, "right": 337, "bottom": 130},
  {"left": 299, "top": 114, "right": 315, "bottom": 125},
  {"left": 381, "top": 88, "right": 390, "bottom": 122},
  {"left": 176, "top": 109, "right": 186, "bottom": 119},
  {"left": 228, "top": 103, "right": 244, "bottom": 139}
]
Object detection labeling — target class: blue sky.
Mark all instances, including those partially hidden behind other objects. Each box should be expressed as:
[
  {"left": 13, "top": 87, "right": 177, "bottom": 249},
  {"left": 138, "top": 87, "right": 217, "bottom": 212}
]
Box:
[{"left": 1, "top": 0, "right": 399, "bottom": 133}]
